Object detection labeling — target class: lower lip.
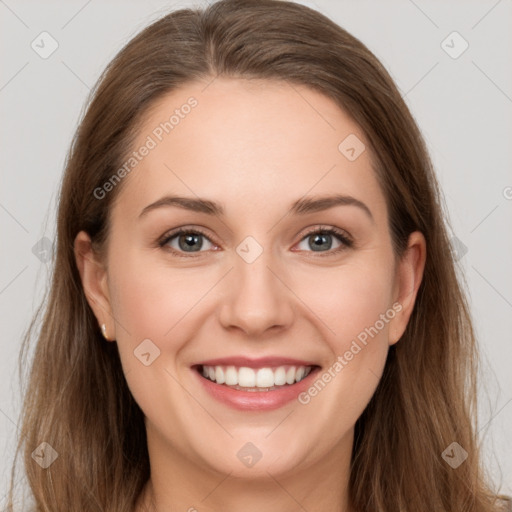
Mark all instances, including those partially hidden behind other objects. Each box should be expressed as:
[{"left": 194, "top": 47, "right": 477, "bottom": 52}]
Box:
[{"left": 193, "top": 367, "right": 321, "bottom": 411}]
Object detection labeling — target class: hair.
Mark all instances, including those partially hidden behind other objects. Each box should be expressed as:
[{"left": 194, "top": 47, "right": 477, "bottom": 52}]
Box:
[{"left": 6, "top": 0, "right": 510, "bottom": 510}]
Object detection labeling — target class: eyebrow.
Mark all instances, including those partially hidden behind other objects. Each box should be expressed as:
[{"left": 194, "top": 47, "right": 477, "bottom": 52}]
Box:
[{"left": 138, "top": 193, "right": 373, "bottom": 221}]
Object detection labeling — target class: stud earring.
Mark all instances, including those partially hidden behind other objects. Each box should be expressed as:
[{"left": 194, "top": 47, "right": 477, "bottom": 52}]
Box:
[{"left": 101, "top": 323, "right": 109, "bottom": 341}]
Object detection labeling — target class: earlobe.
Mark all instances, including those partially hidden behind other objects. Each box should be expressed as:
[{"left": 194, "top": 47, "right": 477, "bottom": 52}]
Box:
[
  {"left": 74, "top": 231, "right": 116, "bottom": 341},
  {"left": 389, "top": 231, "right": 427, "bottom": 345}
]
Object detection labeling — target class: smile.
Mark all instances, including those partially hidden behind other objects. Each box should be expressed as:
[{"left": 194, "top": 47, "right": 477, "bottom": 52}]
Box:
[
  {"left": 200, "top": 364, "right": 313, "bottom": 391},
  {"left": 192, "top": 357, "right": 321, "bottom": 411}
]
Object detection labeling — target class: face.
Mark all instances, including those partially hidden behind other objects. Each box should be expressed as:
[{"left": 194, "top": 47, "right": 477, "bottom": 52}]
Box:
[{"left": 76, "top": 78, "right": 425, "bottom": 483}]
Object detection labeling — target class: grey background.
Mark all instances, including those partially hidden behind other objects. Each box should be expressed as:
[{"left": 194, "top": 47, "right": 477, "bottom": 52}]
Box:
[{"left": 1, "top": 0, "right": 511, "bottom": 504}]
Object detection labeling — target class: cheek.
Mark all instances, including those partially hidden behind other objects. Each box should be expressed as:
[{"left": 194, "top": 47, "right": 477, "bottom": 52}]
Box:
[
  {"left": 290, "top": 259, "right": 396, "bottom": 351},
  {"left": 289, "top": 257, "right": 396, "bottom": 409},
  {"left": 105, "top": 253, "right": 207, "bottom": 424},
  {"left": 335, "top": 268, "right": 395, "bottom": 347},
  {"left": 108, "top": 250, "right": 214, "bottom": 342},
  {"left": 105, "top": 250, "right": 226, "bottom": 400}
]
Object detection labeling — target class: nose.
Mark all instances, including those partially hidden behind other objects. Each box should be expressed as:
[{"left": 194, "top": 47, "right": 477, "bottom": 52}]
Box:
[{"left": 218, "top": 246, "right": 295, "bottom": 337}]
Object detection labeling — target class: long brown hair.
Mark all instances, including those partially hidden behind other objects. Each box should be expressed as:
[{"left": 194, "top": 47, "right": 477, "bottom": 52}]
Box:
[{"left": 7, "top": 0, "right": 509, "bottom": 510}]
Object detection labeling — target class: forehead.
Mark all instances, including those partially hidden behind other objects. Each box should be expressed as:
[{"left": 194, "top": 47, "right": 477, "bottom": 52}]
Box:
[{"left": 112, "top": 77, "right": 386, "bottom": 223}]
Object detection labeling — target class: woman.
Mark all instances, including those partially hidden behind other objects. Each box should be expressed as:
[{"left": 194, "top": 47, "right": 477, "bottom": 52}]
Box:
[{"left": 7, "top": 0, "right": 510, "bottom": 510}]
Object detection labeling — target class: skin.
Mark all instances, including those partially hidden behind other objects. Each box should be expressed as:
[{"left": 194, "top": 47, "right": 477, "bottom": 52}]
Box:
[{"left": 75, "top": 77, "right": 426, "bottom": 512}]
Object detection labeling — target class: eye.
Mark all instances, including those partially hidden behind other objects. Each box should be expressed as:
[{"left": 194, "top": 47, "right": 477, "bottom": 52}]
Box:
[
  {"left": 159, "top": 228, "right": 217, "bottom": 256},
  {"left": 158, "top": 225, "right": 353, "bottom": 258},
  {"left": 294, "top": 226, "right": 353, "bottom": 255}
]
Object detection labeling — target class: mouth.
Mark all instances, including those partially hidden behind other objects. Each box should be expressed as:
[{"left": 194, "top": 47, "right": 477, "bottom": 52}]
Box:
[
  {"left": 195, "top": 364, "right": 316, "bottom": 391},
  {"left": 191, "top": 357, "right": 321, "bottom": 410}
]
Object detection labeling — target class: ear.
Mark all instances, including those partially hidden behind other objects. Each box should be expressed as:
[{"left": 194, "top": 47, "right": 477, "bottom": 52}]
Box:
[
  {"left": 389, "top": 231, "right": 426, "bottom": 345},
  {"left": 74, "top": 231, "right": 116, "bottom": 341}
]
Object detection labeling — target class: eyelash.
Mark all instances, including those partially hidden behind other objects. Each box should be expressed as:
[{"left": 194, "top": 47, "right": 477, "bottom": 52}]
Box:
[{"left": 157, "top": 225, "right": 353, "bottom": 258}]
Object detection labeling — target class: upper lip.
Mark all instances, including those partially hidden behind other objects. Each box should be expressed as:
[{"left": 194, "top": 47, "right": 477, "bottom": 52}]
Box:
[{"left": 193, "top": 356, "right": 320, "bottom": 369}]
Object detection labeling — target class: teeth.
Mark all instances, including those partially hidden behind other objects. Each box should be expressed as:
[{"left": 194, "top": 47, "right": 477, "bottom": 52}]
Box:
[
  {"left": 274, "top": 367, "right": 286, "bottom": 386},
  {"left": 225, "top": 366, "right": 238, "bottom": 385},
  {"left": 200, "top": 364, "right": 313, "bottom": 388},
  {"left": 215, "top": 366, "right": 225, "bottom": 384},
  {"left": 256, "top": 368, "right": 274, "bottom": 387},
  {"left": 239, "top": 367, "right": 256, "bottom": 387}
]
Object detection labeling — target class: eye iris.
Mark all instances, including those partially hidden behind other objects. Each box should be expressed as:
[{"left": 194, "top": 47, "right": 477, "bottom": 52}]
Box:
[
  {"left": 179, "top": 233, "right": 203, "bottom": 252},
  {"left": 309, "top": 233, "right": 332, "bottom": 251}
]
